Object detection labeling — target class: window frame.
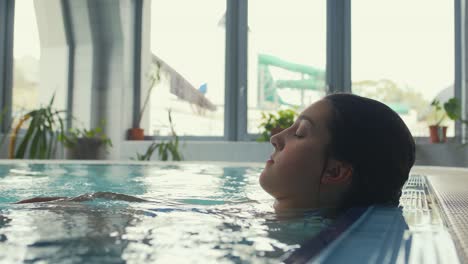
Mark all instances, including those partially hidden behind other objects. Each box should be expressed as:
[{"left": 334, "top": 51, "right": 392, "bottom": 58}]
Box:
[
  {"left": 62, "top": 0, "right": 75, "bottom": 130},
  {"left": 242, "top": 0, "right": 350, "bottom": 140},
  {"left": 0, "top": 0, "right": 74, "bottom": 133},
  {"left": 0, "top": 0, "right": 14, "bottom": 134},
  {"left": 143, "top": 0, "right": 232, "bottom": 141},
  {"left": 1, "top": 1, "right": 465, "bottom": 143},
  {"left": 349, "top": 0, "right": 464, "bottom": 143},
  {"left": 225, "top": 0, "right": 248, "bottom": 141},
  {"left": 455, "top": 0, "right": 466, "bottom": 143}
]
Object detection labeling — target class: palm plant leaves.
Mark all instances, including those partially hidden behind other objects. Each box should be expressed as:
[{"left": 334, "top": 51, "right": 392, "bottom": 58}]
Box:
[{"left": 12, "top": 95, "right": 67, "bottom": 159}]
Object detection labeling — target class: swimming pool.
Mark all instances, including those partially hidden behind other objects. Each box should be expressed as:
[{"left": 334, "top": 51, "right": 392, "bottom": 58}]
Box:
[
  {"left": 0, "top": 161, "right": 331, "bottom": 263},
  {"left": 0, "top": 161, "right": 464, "bottom": 263}
]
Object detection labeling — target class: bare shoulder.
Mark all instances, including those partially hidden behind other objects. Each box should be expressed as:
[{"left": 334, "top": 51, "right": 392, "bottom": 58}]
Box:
[{"left": 14, "top": 197, "right": 67, "bottom": 204}]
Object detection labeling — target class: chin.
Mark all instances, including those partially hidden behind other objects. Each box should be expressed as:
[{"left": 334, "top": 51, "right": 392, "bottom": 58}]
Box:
[
  {"left": 259, "top": 170, "right": 276, "bottom": 197},
  {"left": 259, "top": 170, "right": 270, "bottom": 191}
]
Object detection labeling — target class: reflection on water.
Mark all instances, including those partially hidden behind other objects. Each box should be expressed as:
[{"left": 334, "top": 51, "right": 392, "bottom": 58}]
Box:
[{"left": 0, "top": 163, "right": 330, "bottom": 263}]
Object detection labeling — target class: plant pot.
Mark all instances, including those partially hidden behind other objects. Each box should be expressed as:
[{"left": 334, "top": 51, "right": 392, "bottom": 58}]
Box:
[
  {"left": 128, "top": 128, "right": 144, "bottom": 140},
  {"left": 429, "top": 125, "right": 447, "bottom": 143},
  {"left": 65, "top": 138, "right": 106, "bottom": 160}
]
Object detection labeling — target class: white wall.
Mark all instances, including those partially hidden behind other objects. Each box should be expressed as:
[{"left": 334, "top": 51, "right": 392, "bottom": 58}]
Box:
[
  {"left": 35, "top": 0, "right": 69, "bottom": 110},
  {"left": 2, "top": 133, "right": 467, "bottom": 166},
  {"left": 121, "top": 141, "right": 274, "bottom": 162},
  {"left": 119, "top": 140, "right": 468, "bottom": 167},
  {"left": 55, "top": 0, "right": 139, "bottom": 160}
]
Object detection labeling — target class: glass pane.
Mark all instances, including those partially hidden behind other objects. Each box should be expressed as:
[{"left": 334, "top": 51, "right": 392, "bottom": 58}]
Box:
[
  {"left": 149, "top": 0, "right": 226, "bottom": 137},
  {"left": 13, "top": 2, "right": 40, "bottom": 116},
  {"left": 352, "top": 1, "right": 454, "bottom": 137},
  {"left": 247, "top": 1, "right": 327, "bottom": 136}
]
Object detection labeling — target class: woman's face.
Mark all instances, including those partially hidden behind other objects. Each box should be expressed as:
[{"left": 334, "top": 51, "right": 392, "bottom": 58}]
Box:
[{"left": 259, "top": 99, "right": 333, "bottom": 209}]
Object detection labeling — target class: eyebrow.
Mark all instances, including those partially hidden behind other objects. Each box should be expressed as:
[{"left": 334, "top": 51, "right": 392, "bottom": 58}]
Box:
[{"left": 297, "top": 115, "right": 317, "bottom": 127}]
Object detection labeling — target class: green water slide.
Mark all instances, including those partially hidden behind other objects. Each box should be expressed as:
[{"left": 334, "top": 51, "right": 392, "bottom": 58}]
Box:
[
  {"left": 258, "top": 54, "right": 326, "bottom": 107},
  {"left": 257, "top": 54, "right": 409, "bottom": 114},
  {"left": 258, "top": 54, "right": 325, "bottom": 78}
]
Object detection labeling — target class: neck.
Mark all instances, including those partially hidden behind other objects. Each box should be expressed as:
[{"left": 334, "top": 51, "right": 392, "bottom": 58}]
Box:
[
  {"left": 273, "top": 198, "right": 315, "bottom": 214},
  {"left": 273, "top": 198, "right": 339, "bottom": 218}
]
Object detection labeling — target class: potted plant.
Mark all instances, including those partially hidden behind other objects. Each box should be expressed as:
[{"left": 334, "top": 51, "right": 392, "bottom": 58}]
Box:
[
  {"left": 133, "top": 110, "right": 183, "bottom": 161},
  {"left": 257, "top": 108, "right": 298, "bottom": 142},
  {"left": 428, "top": 98, "right": 466, "bottom": 143},
  {"left": 128, "top": 62, "right": 162, "bottom": 140},
  {"left": 61, "top": 122, "right": 112, "bottom": 160},
  {"left": 9, "top": 95, "right": 67, "bottom": 159}
]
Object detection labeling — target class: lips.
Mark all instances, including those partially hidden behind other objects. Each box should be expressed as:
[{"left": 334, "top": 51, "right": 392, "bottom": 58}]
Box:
[{"left": 267, "top": 155, "right": 275, "bottom": 164}]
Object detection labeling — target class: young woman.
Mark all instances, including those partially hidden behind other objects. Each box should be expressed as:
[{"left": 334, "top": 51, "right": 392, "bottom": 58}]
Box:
[
  {"left": 260, "top": 93, "right": 415, "bottom": 214},
  {"left": 16, "top": 93, "right": 416, "bottom": 216}
]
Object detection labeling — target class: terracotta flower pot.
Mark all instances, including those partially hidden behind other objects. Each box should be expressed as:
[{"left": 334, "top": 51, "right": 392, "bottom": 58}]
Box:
[
  {"left": 429, "top": 125, "right": 447, "bottom": 143},
  {"left": 128, "top": 128, "right": 145, "bottom": 140}
]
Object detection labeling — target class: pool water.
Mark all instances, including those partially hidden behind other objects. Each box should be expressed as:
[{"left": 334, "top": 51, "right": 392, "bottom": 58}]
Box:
[{"left": 0, "top": 162, "right": 330, "bottom": 263}]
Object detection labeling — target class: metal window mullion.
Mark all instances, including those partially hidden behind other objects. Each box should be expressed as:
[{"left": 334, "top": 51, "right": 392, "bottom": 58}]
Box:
[
  {"left": 327, "top": 0, "right": 351, "bottom": 94},
  {"left": 225, "top": 0, "right": 247, "bottom": 141},
  {"left": 0, "top": 0, "right": 14, "bottom": 133},
  {"left": 456, "top": 0, "right": 468, "bottom": 143},
  {"left": 62, "top": 0, "right": 75, "bottom": 129},
  {"left": 237, "top": 0, "right": 248, "bottom": 141},
  {"left": 133, "top": 0, "right": 143, "bottom": 129},
  {"left": 224, "top": 0, "right": 236, "bottom": 141}
]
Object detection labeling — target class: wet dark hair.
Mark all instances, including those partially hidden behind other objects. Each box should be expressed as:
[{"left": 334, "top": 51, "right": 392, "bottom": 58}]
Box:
[{"left": 324, "top": 93, "right": 416, "bottom": 209}]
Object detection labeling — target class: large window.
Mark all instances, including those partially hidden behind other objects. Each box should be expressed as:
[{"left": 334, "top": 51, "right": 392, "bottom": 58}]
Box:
[
  {"left": 247, "top": 1, "right": 327, "bottom": 135},
  {"left": 352, "top": 1, "right": 454, "bottom": 137},
  {"left": 12, "top": 1, "right": 40, "bottom": 117},
  {"left": 149, "top": 0, "right": 226, "bottom": 137}
]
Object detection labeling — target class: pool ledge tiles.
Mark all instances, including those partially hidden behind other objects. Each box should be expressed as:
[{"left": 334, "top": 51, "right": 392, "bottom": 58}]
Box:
[
  {"left": 288, "top": 174, "right": 461, "bottom": 264},
  {"left": 426, "top": 172, "right": 468, "bottom": 264}
]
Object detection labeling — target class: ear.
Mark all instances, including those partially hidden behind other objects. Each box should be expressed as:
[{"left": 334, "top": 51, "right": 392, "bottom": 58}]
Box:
[{"left": 321, "top": 159, "right": 353, "bottom": 184}]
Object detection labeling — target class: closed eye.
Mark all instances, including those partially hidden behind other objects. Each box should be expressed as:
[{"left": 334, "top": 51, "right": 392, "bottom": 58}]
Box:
[
  {"left": 294, "top": 122, "right": 308, "bottom": 138},
  {"left": 294, "top": 119, "right": 312, "bottom": 138}
]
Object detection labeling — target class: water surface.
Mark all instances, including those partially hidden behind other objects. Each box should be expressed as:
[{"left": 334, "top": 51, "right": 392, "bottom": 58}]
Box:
[{"left": 0, "top": 163, "right": 329, "bottom": 263}]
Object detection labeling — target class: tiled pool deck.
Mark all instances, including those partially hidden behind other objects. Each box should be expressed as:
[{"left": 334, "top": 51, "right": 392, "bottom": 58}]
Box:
[
  {"left": 286, "top": 166, "right": 468, "bottom": 263},
  {"left": 415, "top": 167, "right": 468, "bottom": 264}
]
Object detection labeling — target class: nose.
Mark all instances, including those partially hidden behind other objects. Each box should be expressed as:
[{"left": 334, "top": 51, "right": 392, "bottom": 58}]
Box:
[{"left": 270, "top": 130, "right": 285, "bottom": 151}]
